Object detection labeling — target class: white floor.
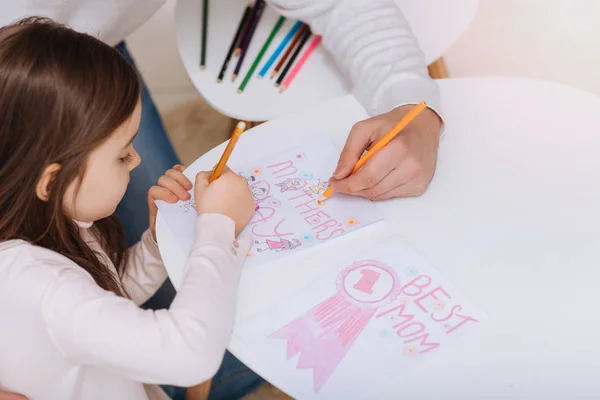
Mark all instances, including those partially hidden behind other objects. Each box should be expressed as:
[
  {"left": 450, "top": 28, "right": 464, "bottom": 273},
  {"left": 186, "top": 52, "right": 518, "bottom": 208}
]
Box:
[{"left": 127, "top": 0, "right": 600, "bottom": 115}]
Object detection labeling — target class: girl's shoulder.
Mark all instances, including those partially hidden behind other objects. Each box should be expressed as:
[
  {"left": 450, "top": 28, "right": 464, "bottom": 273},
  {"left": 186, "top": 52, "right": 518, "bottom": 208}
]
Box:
[{"left": 0, "top": 239, "right": 92, "bottom": 303}]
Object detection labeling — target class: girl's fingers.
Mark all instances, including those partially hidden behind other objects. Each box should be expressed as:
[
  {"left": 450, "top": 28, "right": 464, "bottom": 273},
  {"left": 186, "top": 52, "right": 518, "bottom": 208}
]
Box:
[
  {"left": 149, "top": 185, "right": 178, "bottom": 204},
  {"left": 165, "top": 168, "right": 193, "bottom": 190},
  {"left": 172, "top": 164, "right": 186, "bottom": 173},
  {"left": 154, "top": 178, "right": 188, "bottom": 202}
]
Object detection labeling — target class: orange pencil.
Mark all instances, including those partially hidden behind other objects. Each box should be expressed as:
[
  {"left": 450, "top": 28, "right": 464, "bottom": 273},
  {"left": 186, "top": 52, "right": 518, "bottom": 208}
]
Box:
[
  {"left": 319, "top": 102, "right": 427, "bottom": 202},
  {"left": 209, "top": 121, "right": 246, "bottom": 183}
]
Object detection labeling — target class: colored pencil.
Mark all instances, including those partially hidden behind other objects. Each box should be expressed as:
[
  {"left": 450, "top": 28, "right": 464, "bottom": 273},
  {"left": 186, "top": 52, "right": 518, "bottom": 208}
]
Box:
[
  {"left": 217, "top": 4, "right": 252, "bottom": 82},
  {"left": 237, "top": 16, "right": 286, "bottom": 93},
  {"left": 209, "top": 121, "right": 247, "bottom": 183},
  {"left": 259, "top": 20, "right": 302, "bottom": 78},
  {"left": 319, "top": 102, "right": 428, "bottom": 202},
  {"left": 234, "top": 2, "right": 256, "bottom": 57},
  {"left": 280, "top": 35, "right": 321, "bottom": 92},
  {"left": 271, "top": 24, "right": 307, "bottom": 79},
  {"left": 275, "top": 28, "right": 311, "bottom": 87},
  {"left": 200, "top": 0, "right": 208, "bottom": 69},
  {"left": 232, "top": 0, "right": 266, "bottom": 81}
]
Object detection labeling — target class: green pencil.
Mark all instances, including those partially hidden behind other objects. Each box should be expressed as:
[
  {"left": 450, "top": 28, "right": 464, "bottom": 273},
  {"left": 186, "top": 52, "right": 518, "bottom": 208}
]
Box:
[
  {"left": 200, "top": 0, "right": 208, "bottom": 69},
  {"left": 237, "top": 16, "right": 286, "bottom": 93}
]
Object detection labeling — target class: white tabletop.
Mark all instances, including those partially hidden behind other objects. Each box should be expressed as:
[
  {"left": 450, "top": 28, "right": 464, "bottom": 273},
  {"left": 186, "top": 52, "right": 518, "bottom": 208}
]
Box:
[
  {"left": 174, "top": 0, "right": 478, "bottom": 121},
  {"left": 157, "top": 77, "right": 600, "bottom": 398}
]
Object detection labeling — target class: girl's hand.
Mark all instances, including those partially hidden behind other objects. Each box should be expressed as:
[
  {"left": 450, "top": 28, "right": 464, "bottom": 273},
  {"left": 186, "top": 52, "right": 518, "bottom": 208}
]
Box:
[
  {"left": 194, "top": 167, "right": 255, "bottom": 237},
  {"left": 148, "top": 165, "right": 193, "bottom": 240},
  {"left": 0, "top": 392, "right": 28, "bottom": 400}
]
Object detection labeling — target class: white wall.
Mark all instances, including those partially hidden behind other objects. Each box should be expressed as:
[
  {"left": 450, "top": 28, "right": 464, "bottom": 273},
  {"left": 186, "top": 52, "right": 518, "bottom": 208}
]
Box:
[
  {"left": 445, "top": 0, "right": 600, "bottom": 96},
  {"left": 127, "top": 0, "right": 600, "bottom": 114}
]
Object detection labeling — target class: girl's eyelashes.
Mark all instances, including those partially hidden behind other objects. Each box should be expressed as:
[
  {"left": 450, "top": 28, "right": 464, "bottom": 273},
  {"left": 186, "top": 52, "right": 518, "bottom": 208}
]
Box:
[{"left": 119, "top": 153, "right": 134, "bottom": 164}]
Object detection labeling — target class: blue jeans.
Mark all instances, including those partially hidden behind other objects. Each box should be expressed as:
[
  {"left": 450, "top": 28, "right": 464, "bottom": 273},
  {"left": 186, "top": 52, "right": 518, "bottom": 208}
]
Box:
[{"left": 114, "top": 42, "right": 263, "bottom": 399}]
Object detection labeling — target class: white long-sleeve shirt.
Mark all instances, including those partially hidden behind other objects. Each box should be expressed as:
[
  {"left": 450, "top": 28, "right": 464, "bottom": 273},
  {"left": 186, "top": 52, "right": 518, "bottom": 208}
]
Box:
[
  {"left": 0, "top": 214, "right": 251, "bottom": 400},
  {"left": 1, "top": 0, "right": 441, "bottom": 117}
]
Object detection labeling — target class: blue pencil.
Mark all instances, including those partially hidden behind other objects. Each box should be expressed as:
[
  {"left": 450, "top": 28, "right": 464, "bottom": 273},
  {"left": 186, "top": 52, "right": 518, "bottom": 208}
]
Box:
[{"left": 258, "top": 20, "right": 302, "bottom": 78}]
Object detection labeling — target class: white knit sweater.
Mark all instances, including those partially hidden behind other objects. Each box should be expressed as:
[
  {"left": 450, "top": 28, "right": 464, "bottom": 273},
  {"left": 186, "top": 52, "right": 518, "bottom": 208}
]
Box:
[{"left": 1, "top": 0, "right": 441, "bottom": 116}]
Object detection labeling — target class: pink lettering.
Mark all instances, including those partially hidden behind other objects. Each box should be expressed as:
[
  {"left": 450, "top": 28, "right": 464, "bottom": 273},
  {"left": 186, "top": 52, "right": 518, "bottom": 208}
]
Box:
[
  {"left": 431, "top": 305, "right": 462, "bottom": 322},
  {"left": 414, "top": 286, "right": 451, "bottom": 313},
  {"left": 252, "top": 218, "right": 294, "bottom": 238},
  {"left": 445, "top": 313, "right": 479, "bottom": 334},
  {"left": 316, "top": 228, "right": 344, "bottom": 241},
  {"left": 303, "top": 210, "right": 331, "bottom": 222},
  {"left": 353, "top": 269, "right": 381, "bottom": 294},
  {"left": 248, "top": 207, "right": 276, "bottom": 226},
  {"left": 295, "top": 199, "right": 321, "bottom": 214},
  {"left": 312, "top": 219, "right": 343, "bottom": 240},
  {"left": 267, "top": 160, "right": 297, "bottom": 179},
  {"left": 404, "top": 333, "right": 440, "bottom": 354},
  {"left": 401, "top": 275, "right": 432, "bottom": 297},
  {"left": 396, "top": 322, "right": 426, "bottom": 338},
  {"left": 376, "top": 303, "right": 415, "bottom": 328},
  {"left": 288, "top": 191, "right": 313, "bottom": 203}
]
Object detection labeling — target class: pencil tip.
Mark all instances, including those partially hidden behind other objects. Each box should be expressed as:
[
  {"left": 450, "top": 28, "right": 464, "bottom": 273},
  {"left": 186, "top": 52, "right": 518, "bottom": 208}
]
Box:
[
  {"left": 279, "top": 86, "right": 287, "bottom": 93},
  {"left": 274, "top": 82, "right": 280, "bottom": 88},
  {"left": 216, "top": 78, "right": 222, "bottom": 83},
  {"left": 234, "top": 49, "right": 241, "bottom": 57},
  {"left": 236, "top": 121, "right": 247, "bottom": 130},
  {"left": 232, "top": 74, "right": 237, "bottom": 82},
  {"left": 200, "top": 65, "right": 206, "bottom": 70},
  {"left": 270, "top": 71, "right": 277, "bottom": 79},
  {"left": 237, "top": 89, "right": 243, "bottom": 94}
]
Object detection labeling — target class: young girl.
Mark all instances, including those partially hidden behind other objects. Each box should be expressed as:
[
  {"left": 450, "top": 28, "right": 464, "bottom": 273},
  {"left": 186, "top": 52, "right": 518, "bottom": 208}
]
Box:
[{"left": 0, "top": 18, "right": 259, "bottom": 400}]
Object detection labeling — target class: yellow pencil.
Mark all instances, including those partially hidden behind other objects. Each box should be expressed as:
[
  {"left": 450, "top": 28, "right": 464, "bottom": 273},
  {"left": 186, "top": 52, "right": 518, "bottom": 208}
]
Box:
[
  {"left": 320, "top": 102, "right": 427, "bottom": 202},
  {"left": 209, "top": 121, "right": 246, "bottom": 183}
]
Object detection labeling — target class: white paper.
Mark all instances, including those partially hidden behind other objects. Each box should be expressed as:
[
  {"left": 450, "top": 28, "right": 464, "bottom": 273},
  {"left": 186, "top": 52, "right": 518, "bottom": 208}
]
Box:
[
  {"left": 234, "top": 236, "right": 486, "bottom": 399},
  {"left": 157, "top": 137, "right": 383, "bottom": 268}
]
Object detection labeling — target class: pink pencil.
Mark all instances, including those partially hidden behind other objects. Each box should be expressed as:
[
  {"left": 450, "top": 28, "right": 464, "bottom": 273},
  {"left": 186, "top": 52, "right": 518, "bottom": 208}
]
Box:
[{"left": 279, "top": 35, "right": 321, "bottom": 92}]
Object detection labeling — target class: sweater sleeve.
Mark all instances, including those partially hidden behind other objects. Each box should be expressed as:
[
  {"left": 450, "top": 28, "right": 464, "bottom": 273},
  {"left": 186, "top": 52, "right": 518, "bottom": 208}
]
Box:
[
  {"left": 268, "top": 0, "right": 442, "bottom": 118},
  {"left": 41, "top": 214, "right": 251, "bottom": 387},
  {"left": 121, "top": 229, "right": 169, "bottom": 306}
]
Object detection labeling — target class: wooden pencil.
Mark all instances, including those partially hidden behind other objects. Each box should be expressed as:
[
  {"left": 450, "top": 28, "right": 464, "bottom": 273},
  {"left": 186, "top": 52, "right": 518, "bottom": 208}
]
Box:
[
  {"left": 238, "top": 16, "right": 286, "bottom": 93},
  {"left": 209, "top": 121, "right": 247, "bottom": 183},
  {"left": 200, "top": 0, "right": 208, "bottom": 69},
  {"left": 217, "top": 3, "right": 252, "bottom": 82},
  {"left": 259, "top": 20, "right": 302, "bottom": 78},
  {"left": 271, "top": 24, "right": 307, "bottom": 79},
  {"left": 275, "top": 28, "right": 311, "bottom": 87},
  {"left": 234, "top": 2, "right": 256, "bottom": 57},
  {"left": 232, "top": 0, "right": 266, "bottom": 81},
  {"left": 279, "top": 35, "right": 321, "bottom": 92},
  {"left": 319, "top": 102, "right": 428, "bottom": 201}
]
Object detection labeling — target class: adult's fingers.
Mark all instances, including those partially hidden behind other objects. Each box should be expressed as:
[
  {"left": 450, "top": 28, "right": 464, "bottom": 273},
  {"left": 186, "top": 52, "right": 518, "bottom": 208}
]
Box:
[{"left": 334, "top": 120, "right": 380, "bottom": 180}]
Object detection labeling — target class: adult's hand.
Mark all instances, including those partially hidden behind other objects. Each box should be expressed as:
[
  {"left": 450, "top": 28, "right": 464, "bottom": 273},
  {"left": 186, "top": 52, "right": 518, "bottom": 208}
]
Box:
[{"left": 330, "top": 104, "right": 442, "bottom": 200}]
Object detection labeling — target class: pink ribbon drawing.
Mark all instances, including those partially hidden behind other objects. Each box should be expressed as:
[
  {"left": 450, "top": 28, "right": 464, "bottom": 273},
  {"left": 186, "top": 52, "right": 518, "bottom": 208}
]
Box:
[{"left": 269, "top": 260, "right": 401, "bottom": 393}]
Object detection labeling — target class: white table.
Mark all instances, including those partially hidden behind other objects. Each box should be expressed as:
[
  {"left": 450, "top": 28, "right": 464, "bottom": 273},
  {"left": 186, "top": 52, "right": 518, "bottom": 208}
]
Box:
[
  {"left": 174, "top": 0, "right": 478, "bottom": 121},
  {"left": 157, "top": 77, "right": 600, "bottom": 398}
]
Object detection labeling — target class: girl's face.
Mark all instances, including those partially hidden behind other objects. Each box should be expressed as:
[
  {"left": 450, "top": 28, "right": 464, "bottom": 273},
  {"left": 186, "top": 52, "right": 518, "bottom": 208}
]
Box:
[{"left": 63, "top": 100, "right": 142, "bottom": 223}]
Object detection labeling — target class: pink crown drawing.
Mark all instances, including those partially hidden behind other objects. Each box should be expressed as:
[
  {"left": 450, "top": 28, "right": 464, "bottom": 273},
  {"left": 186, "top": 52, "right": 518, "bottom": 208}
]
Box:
[{"left": 269, "top": 260, "right": 402, "bottom": 393}]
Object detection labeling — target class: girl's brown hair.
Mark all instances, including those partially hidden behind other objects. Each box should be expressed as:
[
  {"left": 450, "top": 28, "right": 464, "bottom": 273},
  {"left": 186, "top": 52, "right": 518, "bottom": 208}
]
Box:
[{"left": 0, "top": 17, "right": 142, "bottom": 296}]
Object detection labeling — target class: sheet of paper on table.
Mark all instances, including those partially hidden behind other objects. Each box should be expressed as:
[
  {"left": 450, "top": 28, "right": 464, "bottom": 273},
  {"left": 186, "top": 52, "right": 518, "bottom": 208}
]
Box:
[
  {"left": 156, "top": 137, "right": 383, "bottom": 268},
  {"left": 234, "top": 236, "right": 486, "bottom": 399}
]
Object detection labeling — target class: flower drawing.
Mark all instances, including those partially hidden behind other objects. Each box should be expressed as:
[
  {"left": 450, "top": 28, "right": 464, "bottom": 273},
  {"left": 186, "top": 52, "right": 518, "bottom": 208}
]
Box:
[
  {"left": 268, "top": 198, "right": 282, "bottom": 207},
  {"left": 301, "top": 171, "right": 314, "bottom": 180},
  {"left": 308, "top": 215, "right": 322, "bottom": 225},
  {"left": 344, "top": 217, "right": 359, "bottom": 227},
  {"left": 301, "top": 233, "right": 314, "bottom": 242},
  {"left": 403, "top": 345, "right": 419, "bottom": 357}
]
